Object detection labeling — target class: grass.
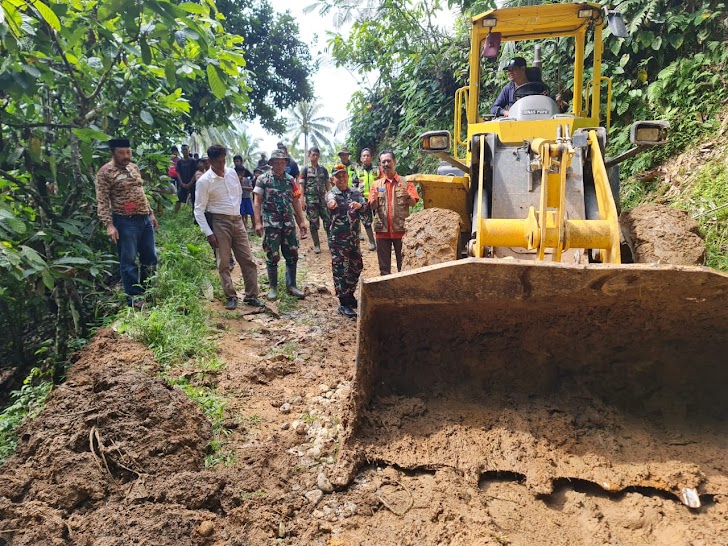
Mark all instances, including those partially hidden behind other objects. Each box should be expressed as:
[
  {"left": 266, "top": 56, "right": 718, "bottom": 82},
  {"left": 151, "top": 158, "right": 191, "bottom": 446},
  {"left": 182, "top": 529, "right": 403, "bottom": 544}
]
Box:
[
  {"left": 0, "top": 369, "right": 53, "bottom": 464},
  {"left": 270, "top": 341, "right": 299, "bottom": 360},
  {"left": 671, "top": 159, "right": 728, "bottom": 272},
  {"left": 116, "top": 213, "right": 219, "bottom": 367},
  {"left": 620, "top": 137, "right": 728, "bottom": 273}
]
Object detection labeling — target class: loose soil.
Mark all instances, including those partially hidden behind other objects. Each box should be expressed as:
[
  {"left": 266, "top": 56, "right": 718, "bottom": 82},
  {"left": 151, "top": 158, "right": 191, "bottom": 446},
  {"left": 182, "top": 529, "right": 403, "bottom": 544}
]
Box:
[
  {"left": 1, "top": 219, "right": 726, "bottom": 545},
  {"left": 620, "top": 204, "right": 706, "bottom": 265}
]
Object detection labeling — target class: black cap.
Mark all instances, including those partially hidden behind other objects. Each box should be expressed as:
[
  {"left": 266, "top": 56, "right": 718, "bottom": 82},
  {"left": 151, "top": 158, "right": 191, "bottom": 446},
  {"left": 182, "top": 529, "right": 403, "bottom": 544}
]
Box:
[
  {"left": 108, "top": 138, "right": 130, "bottom": 148},
  {"left": 503, "top": 56, "right": 527, "bottom": 70}
]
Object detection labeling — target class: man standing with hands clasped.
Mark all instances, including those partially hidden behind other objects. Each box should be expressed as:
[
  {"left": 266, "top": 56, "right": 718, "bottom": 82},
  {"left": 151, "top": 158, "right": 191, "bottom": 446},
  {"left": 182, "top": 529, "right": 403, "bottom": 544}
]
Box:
[
  {"left": 95, "top": 137, "right": 158, "bottom": 308},
  {"left": 253, "top": 149, "right": 308, "bottom": 300},
  {"left": 194, "top": 144, "right": 263, "bottom": 310},
  {"left": 326, "top": 164, "right": 368, "bottom": 319},
  {"left": 369, "top": 150, "right": 419, "bottom": 275}
]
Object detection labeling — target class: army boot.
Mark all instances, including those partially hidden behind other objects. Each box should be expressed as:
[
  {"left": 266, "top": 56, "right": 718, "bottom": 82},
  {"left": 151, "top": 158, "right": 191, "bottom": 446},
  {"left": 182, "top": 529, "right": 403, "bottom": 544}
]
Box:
[
  {"left": 285, "top": 264, "right": 305, "bottom": 299},
  {"left": 311, "top": 229, "right": 321, "bottom": 254},
  {"left": 365, "top": 226, "right": 376, "bottom": 251},
  {"left": 266, "top": 265, "right": 278, "bottom": 300}
]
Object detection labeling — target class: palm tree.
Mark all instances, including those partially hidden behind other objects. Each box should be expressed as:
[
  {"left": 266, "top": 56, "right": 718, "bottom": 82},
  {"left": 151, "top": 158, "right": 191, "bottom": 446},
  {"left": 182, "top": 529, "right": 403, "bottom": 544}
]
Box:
[{"left": 286, "top": 100, "right": 334, "bottom": 168}]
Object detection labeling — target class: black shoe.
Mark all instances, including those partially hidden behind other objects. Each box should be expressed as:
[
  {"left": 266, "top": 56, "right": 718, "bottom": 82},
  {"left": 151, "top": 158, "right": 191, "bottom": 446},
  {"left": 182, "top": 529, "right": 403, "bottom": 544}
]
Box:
[
  {"left": 225, "top": 297, "right": 238, "bottom": 310},
  {"left": 337, "top": 305, "right": 357, "bottom": 319},
  {"left": 243, "top": 296, "right": 265, "bottom": 308}
]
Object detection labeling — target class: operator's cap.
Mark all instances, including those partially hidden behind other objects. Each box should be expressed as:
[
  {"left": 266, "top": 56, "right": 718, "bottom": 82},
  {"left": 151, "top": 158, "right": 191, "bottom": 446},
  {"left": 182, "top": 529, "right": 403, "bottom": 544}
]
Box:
[
  {"left": 503, "top": 56, "right": 527, "bottom": 70},
  {"left": 331, "top": 163, "right": 348, "bottom": 176}
]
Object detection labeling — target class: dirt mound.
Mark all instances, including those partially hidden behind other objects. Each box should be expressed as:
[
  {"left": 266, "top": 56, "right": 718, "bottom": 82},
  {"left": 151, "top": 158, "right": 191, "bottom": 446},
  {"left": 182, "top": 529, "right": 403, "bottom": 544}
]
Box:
[
  {"left": 620, "top": 204, "right": 706, "bottom": 265},
  {"left": 0, "top": 329, "right": 223, "bottom": 545},
  {"left": 401, "top": 208, "right": 461, "bottom": 270}
]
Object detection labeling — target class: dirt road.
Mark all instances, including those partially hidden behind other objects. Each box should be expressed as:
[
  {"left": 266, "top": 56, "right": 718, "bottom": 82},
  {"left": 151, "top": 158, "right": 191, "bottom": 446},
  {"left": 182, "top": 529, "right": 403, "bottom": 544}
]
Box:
[{"left": 0, "top": 231, "right": 725, "bottom": 545}]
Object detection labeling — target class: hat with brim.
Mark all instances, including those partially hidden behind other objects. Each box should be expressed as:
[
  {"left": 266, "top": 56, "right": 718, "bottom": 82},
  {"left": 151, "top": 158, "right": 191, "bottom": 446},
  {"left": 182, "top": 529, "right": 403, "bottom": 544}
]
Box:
[
  {"left": 268, "top": 149, "right": 290, "bottom": 165},
  {"left": 337, "top": 146, "right": 351, "bottom": 157}
]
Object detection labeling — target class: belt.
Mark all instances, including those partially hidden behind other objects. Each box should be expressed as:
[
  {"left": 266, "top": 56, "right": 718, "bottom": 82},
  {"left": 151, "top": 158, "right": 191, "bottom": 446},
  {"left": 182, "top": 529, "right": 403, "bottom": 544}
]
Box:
[
  {"left": 113, "top": 213, "right": 148, "bottom": 218},
  {"left": 210, "top": 213, "right": 241, "bottom": 219}
]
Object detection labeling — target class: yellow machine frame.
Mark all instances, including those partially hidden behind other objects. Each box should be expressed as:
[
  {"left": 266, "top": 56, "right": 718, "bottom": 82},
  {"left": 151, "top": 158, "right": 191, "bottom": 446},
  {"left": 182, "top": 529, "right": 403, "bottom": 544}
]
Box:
[{"left": 425, "top": 2, "right": 621, "bottom": 263}]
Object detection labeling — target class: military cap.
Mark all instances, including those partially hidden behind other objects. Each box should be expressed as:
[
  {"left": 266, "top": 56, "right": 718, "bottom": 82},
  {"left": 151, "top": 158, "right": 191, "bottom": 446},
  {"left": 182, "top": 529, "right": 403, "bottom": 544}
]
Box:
[
  {"left": 268, "top": 149, "right": 290, "bottom": 165},
  {"left": 337, "top": 146, "right": 351, "bottom": 156},
  {"left": 331, "top": 163, "right": 348, "bottom": 176}
]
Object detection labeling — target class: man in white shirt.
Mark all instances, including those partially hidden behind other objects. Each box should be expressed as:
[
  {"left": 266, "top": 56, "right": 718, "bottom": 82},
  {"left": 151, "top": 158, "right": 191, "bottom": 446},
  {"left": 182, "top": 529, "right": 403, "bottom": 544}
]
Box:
[{"left": 194, "top": 144, "right": 262, "bottom": 310}]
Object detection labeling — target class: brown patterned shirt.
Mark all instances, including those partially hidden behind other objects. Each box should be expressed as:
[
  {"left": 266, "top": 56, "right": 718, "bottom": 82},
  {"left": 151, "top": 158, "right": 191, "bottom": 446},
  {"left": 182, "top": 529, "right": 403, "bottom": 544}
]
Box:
[{"left": 95, "top": 161, "right": 152, "bottom": 227}]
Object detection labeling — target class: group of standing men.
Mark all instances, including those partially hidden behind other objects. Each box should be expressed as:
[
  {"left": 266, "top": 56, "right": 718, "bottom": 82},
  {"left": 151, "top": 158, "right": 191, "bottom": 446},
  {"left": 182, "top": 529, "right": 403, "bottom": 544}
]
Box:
[{"left": 95, "top": 138, "right": 419, "bottom": 319}]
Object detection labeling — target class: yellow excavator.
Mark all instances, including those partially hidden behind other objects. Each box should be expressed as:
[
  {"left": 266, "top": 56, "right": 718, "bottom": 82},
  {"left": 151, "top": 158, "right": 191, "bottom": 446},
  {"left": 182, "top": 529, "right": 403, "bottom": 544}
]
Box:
[{"left": 335, "top": 3, "right": 728, "bottom": 508}]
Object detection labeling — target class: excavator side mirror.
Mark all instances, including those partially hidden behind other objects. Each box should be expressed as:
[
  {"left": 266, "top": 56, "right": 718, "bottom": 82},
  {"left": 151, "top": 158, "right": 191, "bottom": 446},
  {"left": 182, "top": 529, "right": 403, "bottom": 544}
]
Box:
[
  {"left": 421, "top": 130, "right": 451, "bottom": 153},
  {"left": 605, "top": 9, "right": 629, "bottom": 38},
  {"left": 481, "top": 32, "right": 501, "bottom": 60},
  {"left": 630, "top": 120, "right": 669, "bottom": 146}
]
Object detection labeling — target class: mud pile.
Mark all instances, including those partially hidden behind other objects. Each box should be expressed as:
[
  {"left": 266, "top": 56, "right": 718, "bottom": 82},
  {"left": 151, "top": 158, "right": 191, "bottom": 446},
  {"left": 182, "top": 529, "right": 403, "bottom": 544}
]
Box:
[
  {"left": 401, "top": 208, "right": 462, "bottom": 270},
  {"left": 621, "top": 203, "right": 706, "bottom": 265},
  {"left": 0, "top": 330, "right": 246, "bottom": 545}
]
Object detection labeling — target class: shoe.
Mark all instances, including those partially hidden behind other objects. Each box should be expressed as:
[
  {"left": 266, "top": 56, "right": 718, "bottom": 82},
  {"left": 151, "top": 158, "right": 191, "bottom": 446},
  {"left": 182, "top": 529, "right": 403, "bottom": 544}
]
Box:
[
  {"left": 337, "top": 305, "right": 357, "bottom": 319},
  {"left": 266, "top": 265, "right": 278, "bottom": 300},
  {"left": 243, "top": 296, "right": 265, "bottom": 308},
  {"left": 225, "top": 297, "right": 238, "bottom": 310},
  {"left": 285, "top": 264, "right": 305, "bottom": 299}
]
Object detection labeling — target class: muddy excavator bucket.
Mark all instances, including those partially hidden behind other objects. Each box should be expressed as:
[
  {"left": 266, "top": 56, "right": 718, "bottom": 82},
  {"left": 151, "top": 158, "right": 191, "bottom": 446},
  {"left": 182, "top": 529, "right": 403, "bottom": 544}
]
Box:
[{"left": 336, "top": 259, "right": 728, "bottom": 507}]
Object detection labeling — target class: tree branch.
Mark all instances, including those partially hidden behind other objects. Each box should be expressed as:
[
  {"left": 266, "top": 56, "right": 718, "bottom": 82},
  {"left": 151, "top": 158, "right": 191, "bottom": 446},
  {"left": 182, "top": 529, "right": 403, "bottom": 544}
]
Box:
[
  {"left": 0, "top": 120, "right": 77, "bottom": 129},
  {"left": 45, "top": 22, "right": 88, "bottom": 103}
]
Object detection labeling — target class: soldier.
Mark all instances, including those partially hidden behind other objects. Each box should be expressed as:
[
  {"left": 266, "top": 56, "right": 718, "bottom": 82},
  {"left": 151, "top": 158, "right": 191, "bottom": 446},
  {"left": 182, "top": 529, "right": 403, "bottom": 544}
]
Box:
[
  {"left": 300, "top": 147, "right": 331, "bottom": 254},
  {"left": 253, "top": 149, "right": 308, "bottom": 300},
  {"left": 325, "top": 163, "right": 368, "bottom": 319},
  {"left": 356, "top": 147, "right": 378, "bottom": 251}
]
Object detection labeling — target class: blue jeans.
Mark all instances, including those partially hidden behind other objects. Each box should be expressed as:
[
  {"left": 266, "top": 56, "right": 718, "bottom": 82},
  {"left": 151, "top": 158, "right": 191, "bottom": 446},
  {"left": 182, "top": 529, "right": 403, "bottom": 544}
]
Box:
[{"left": 113, "top": 215, "right": 158, "bottom": 303}]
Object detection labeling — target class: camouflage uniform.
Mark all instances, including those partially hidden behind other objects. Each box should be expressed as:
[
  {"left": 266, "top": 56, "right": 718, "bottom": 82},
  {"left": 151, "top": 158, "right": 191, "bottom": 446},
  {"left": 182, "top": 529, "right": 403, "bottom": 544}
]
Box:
[
  {"left": 302, "top": 164, "right": 331, "bottom": 233},
  {"left": 255, "top": 170, "right": 300, "bottom": 268},
  {"left": 325, "top": 185, "right": 368, "bottom": 305}
]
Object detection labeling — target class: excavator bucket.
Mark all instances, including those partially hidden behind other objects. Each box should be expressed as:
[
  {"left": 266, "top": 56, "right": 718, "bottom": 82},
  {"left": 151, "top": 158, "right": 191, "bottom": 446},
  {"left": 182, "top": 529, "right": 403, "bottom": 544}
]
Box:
[{"left": 336, "top": 259, "right": 728, "bottom": 507}]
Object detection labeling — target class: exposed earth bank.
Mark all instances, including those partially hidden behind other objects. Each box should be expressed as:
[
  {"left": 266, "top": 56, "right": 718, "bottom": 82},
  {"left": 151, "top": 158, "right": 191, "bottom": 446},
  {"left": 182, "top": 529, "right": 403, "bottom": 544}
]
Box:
[{"left": 1, "top": 225, "right": 726, "bottom": 546}]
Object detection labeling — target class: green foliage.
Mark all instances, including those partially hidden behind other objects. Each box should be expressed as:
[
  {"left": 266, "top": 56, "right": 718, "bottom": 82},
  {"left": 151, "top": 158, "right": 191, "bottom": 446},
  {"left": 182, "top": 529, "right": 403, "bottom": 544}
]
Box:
[
  {"left": 0, "top": 0, "right": 251, "bottom": 369},
  {"left": 317, "top": 0, "right": 492, "bottom": 173},
  {"left": 599, "top": 0, "right": 728, "bottom": 174},
  {"left": 671, "top": 159, "right": 728, "bottom": 271},
  {"left": 215, "top": 0, "right": 315, "bottom": 133},
  {"left": 116, "top": 213, "right": 217, "bottom": 367},
  {"left": 0, "top": 368, "right": 53, "bottom": 465}
]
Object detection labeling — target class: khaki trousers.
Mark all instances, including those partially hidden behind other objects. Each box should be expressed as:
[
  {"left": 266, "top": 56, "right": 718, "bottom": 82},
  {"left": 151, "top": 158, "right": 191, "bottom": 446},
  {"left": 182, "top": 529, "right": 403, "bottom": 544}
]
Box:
[{"left": 211, "top": 214, "right": 258, "bottom": 299}]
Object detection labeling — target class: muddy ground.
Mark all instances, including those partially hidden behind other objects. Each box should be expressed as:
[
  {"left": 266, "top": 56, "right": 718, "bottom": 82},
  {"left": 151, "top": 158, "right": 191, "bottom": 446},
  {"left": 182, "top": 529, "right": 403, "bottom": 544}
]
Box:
[{"left": 1, "top": 220, "right": 726, "bottom": 545}]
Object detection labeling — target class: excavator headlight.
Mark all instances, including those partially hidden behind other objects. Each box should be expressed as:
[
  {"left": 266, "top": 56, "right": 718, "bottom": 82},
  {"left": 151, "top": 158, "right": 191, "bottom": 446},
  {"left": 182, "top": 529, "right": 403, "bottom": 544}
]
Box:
[
  {"left": 481, "top": 17, "right": 497, "bottom": 28},
  {"left": 630, "top": 120, "right": 669, "bottom": 147},
  {"left": 578, "top": 8, "right": 598, "bottom": 19},
  {"left": 421, "top": 131, "right": 451, "bottom": 153}
]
